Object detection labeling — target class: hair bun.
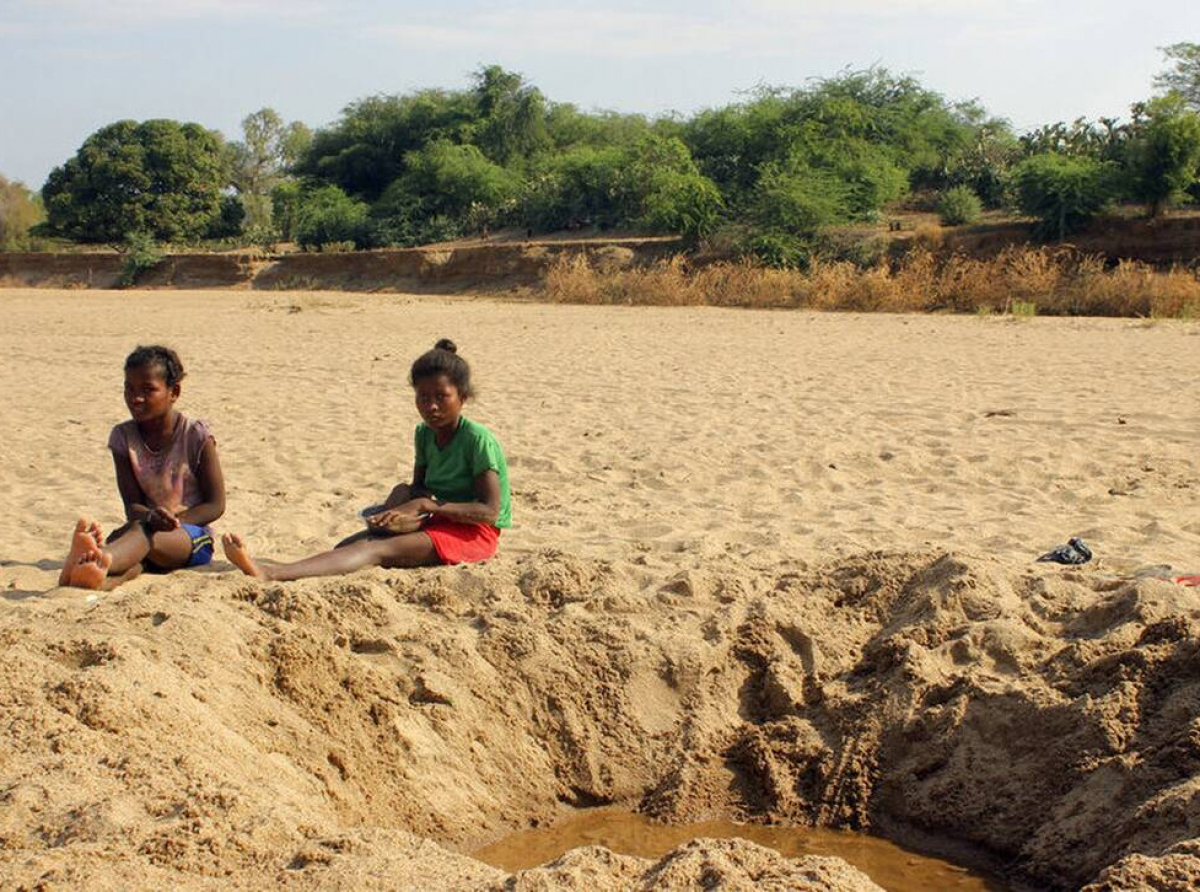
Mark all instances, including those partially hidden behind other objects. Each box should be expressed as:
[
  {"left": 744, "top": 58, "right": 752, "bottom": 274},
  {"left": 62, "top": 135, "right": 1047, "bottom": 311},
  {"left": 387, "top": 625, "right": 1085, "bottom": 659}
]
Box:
[{"left": 434, "top": 338, "right": 457, "bottom": 354}]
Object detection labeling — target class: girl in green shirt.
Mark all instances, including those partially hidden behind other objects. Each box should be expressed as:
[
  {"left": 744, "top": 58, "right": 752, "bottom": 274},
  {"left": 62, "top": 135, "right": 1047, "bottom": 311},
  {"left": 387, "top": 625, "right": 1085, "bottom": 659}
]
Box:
[{"left": 222, "top": 339, "right": 510, "bottom": 580}]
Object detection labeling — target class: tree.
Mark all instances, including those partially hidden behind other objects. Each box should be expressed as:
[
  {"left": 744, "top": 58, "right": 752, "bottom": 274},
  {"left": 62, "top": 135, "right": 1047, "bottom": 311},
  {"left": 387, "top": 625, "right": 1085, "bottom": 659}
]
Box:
[
  {"left": 619, "top": 135, "right": 723, "bottom": 239},
  {"left": 42, "top": 120, "right": 226, "bottom": 244},
  {"left": 227, "top": 108, "right": 312, "bottom": 230},
  {"left": 294, "top": 91, "right": 477, "bottom": 200},
  {"left": 1155, "top": 42, "right": 1200, "bottom": 110},
  {"left": 0, "top": 175, "right": 45, "bottom": 250},
  {"left": 1124, "top": 95, "right": 1200, "bottom": 217},
  {"left": 470, "top": 65, "right": 550, "bottom": 165},
  {"left": 1011, "top": 154, "right": 1118, "bottom": 239},
  {"left": 943, "top": 117, "right": 1019, "bottom": 207}
]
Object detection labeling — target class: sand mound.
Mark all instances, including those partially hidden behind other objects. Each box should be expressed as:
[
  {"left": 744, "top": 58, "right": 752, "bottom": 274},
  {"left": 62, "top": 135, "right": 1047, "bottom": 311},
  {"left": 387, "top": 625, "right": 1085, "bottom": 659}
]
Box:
[{"left": 2, "top": 550, "right": 1198, "bottom": 889}]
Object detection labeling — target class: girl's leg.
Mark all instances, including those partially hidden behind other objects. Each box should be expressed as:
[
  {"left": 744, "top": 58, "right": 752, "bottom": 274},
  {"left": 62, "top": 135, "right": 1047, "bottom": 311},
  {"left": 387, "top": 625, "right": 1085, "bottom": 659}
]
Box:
[
  {"left": 104, "top": 523, "right": 194, "bottom": 575},
  {"left": 379, "top": 532, "right": 440, "bottom": 569},
  {"left": 334, "top": 529, "right": 374, "bottom": 549},
  {"left": 67, "top": 522, "right": 194, "bottom": 591},
  {"left": 223, "top": 531, "right": 438, "bottom": 581},
  {"left": 59, "top": 518, "right": 105, "bottom": 585}
]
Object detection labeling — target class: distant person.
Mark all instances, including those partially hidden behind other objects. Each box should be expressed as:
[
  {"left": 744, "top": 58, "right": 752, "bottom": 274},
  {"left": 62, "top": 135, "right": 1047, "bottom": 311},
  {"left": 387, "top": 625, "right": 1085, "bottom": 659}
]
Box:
[
  {"left": 61, "top": 346, "right": 227, "bottom": 589},
  {"left": 222, "top": 339, "right": 511, "bottom": 580}
]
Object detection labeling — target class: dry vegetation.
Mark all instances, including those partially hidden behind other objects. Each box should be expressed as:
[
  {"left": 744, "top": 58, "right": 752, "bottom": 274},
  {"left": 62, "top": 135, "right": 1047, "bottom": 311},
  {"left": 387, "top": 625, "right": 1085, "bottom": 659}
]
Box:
[{"left": 541, "top": 248, "right": 1200, "bottom": 318}]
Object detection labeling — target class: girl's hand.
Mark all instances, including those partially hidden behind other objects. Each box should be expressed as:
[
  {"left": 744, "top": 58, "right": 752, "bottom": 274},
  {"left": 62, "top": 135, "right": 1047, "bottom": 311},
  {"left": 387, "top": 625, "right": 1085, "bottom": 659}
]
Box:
[
  {"left": 147, "top": 507, "right": 181, "bottom": 532},
  {"left": 367, "top": 509, "right": 427, "bottom": 534}
]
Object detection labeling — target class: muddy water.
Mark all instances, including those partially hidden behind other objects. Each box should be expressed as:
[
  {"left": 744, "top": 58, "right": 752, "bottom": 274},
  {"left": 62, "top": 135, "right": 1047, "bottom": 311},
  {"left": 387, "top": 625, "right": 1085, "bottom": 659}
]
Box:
[{"left": 473, "top": 808, "right": 1006, "bottom": 891}]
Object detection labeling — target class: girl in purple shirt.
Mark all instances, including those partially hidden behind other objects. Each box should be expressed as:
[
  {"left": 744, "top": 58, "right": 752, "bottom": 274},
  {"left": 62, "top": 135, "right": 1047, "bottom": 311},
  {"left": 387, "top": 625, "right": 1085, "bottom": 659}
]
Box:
[{"left": 61, "top": 346, "right": 227, "bottom": 590}]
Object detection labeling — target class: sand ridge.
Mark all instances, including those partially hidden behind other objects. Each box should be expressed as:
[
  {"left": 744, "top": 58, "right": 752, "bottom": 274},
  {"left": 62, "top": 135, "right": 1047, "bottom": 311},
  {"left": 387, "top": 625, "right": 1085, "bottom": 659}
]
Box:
[
  {"left": 2, "top": 550, "right": 1199, "bottom": 888},
  {"left": 1, "top": 290, "right": 1199, "bottom": 889}
]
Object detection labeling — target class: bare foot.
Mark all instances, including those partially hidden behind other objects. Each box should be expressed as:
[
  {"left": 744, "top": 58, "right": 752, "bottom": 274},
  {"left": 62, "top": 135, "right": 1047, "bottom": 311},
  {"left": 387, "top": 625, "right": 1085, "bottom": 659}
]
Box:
[
  {"left": 59, "top": 517, "right": 105, "bottom": 586},
  {"left": 68, "top": 551, "right": 113, "bottom": 590},
  {"left": 222, "top": 533, "right": 268, "bottom": 579}
]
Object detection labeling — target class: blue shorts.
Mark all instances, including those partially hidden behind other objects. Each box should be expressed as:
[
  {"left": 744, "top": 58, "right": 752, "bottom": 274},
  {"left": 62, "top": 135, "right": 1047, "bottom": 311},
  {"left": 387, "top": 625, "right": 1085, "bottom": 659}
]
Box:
[
  {"left": 143, "top": 523, "right": 213, "bottom": 573},
  {"left": 182, "top": 523, "right": 215, "bottom": 567}
]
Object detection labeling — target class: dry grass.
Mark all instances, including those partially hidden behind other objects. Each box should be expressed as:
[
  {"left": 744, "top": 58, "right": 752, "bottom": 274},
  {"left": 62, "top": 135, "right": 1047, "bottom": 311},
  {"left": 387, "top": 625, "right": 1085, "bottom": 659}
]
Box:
[{"left": 539, "top": 248, "right": 1200, "bottom": 318}]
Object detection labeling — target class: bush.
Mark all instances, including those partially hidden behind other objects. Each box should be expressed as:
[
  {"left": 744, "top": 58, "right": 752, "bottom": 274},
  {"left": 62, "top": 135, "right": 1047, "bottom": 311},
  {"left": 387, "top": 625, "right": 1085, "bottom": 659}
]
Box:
[
  {"left": 0, "top": 175, "right": 45, "bottom": 250},
  {"left": 537, "top": 247, "right": 1200, "bottom": 318},
  {"left": 741, "top": 160, "right": 851, "bottom": 266},
  {"left": 938, "top": 186, "right": 983, "bottom": 225},
  {"left": 822, "top": 142, "right": 909, "bottom": 218},
  {"left": 293, "top": 185, "right": 370, "bottom": 250},
  {"left": 367, "top": 209, "right": 462, "bottom": 248},
  {"left": 518, "top": 135, "right": 722, "bottom": 241},
  {"left": 117, "top": 231, "right": 163, "bottom": 287},
  {"left": 369, "top": 142, "right": 520, "bottom": 245},
  {"left": 750, "top": 161, "right": 851, "bottom": 235},
  {"left": 1011, "top": 154, "right": 1118, "bottom": 240},
  {"left": 520, "top": 146, "right": 626, "bottom": 231},
  {"left": 742, "top": 231, "right": 815, "bottom": 269},
  {"left": 399, "top": 141, "right": 520, "bottom": 218},
  {"left": 242, "top": 223, "right": 279, "bottom": 253},
  {"left": 635, "top": 168, "right": 724, "bottom": 241}
]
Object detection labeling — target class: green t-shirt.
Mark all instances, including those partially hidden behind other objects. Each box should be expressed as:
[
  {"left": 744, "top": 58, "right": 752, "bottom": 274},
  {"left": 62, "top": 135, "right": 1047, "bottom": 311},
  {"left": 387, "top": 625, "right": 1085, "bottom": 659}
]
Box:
[{"left": 414, "top": 417, "right": 512, "bottom": 529}]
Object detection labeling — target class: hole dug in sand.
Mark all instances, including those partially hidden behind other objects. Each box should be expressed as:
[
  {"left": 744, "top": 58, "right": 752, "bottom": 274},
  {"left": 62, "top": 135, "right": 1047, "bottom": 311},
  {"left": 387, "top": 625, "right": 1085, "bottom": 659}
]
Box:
[
  {"left": 1, "top": 550, "right": 1198, "bottom": 889},
  {"left": 473, "top": 807, "right": 1000, "bottom": 890}
]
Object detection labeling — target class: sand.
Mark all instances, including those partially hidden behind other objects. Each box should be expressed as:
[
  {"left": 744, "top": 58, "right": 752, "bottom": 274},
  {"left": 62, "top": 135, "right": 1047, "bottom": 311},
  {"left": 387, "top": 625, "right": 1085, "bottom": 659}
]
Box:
[{"left": 1, "top": 289, "right": 1199, "bottom": 889}]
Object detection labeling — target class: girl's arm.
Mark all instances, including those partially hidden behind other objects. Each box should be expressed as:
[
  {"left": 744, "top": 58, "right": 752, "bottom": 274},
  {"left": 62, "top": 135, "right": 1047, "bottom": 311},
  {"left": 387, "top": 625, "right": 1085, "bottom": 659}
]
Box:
[
  {"left": 176, "top": 439, "right": 226, "bottom": 528},
  {"left": 113, "top": 450, "right": 153, "bottom": 523},
  {"left": 367, "top": 466, "right": 435, "bottom": 532},
  {"left": 426, "top": 470, "right": 502, "bottom": 526},
  {"left": 382, "top": 465, "right": 427, "bottom": 509}
]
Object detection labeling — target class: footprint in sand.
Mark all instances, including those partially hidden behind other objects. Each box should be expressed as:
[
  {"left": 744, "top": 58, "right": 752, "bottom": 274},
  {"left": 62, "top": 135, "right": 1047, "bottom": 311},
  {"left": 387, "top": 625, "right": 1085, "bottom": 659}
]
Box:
[{"left": 624, "top": 522, "right": 675, "bottom": 540}]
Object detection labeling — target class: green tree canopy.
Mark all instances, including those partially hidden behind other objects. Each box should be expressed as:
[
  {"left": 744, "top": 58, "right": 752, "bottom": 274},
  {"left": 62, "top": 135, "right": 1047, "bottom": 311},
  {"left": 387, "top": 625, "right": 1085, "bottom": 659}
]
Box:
[
  {"left": 42, "top": 119, "right": 226, "bottom": 244},
  {"left": 292, "top": 184, "right": 369, "bottom": 249},
  {"left": 1124, "top": 95, "right": 1200, "bottom": 216},
  {"left": 1155, "top": 42, "right": 1200, "bottom": 110},
  {"left": 518, "top": 134, "right": 721, "bottom": 239},
  {"left": 681, "top": 68, "right": 975, "bottom": 202},
  {"left": 294, "top": 90, "right": 477, "bottom": 200},
  {"left": 1011, "top": 153, "right": 1119, "bottom": 239},
  {"left": 469, "top": 65, "right": 551, "bottom": 166}
]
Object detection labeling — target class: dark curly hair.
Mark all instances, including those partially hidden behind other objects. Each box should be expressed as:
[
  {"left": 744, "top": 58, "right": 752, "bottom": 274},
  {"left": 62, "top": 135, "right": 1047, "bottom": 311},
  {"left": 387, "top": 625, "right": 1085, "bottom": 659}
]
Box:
[
  {"left": 409, "top": 338, "right": 473, "bottom": 400},
  {"left": 124, "top": 345, "right": 186, "bottom": 387}
]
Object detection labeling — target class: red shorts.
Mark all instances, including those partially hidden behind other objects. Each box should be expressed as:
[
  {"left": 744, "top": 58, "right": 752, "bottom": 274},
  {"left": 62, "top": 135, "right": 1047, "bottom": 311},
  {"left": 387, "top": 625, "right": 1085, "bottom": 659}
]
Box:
[{"left": 423, "top": 518, "right": 500, "bottom": 565}]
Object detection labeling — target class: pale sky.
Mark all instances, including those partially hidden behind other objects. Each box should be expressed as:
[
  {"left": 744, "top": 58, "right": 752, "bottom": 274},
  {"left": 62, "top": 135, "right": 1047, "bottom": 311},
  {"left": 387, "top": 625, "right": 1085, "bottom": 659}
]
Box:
[{"left": 2, "top": 0, "right": 1198, "bottom": 189}]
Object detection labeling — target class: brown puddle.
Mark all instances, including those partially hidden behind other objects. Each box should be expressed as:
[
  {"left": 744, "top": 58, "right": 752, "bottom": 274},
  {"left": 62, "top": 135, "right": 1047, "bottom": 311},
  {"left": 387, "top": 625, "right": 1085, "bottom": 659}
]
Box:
[{"left": 473, "top": 808, "right": 1007, "bottom": 892}]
